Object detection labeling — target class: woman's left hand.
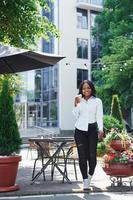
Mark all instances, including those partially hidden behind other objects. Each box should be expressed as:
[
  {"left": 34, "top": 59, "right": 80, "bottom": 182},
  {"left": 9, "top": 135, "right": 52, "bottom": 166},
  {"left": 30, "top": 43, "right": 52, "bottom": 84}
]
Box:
[{"left": 98, "top": 131, "right": 104, "bottom": 139}]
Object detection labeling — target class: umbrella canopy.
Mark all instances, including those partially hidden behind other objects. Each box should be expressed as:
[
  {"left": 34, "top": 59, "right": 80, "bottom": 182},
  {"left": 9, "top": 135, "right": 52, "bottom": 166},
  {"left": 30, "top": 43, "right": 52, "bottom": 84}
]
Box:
[{"left": 0, "top": 44, "right": 65, "bottom": 74}]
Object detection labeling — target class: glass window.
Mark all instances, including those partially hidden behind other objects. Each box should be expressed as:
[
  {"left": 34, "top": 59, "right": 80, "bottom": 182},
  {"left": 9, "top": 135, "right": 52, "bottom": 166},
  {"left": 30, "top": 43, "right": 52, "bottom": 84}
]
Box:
[
  {"left": 43, "top": 68, "right": 55, "bottom": 91},
  {"left": 77, "top": 38, "right": 88, "bottom": 59},
  {"left": 43, "top": 91, "right": 49, "bottom": 101},
  {"left": 43, "top": 69, "right": 49, "bottom": 90},
  {"left": 26, "top": 71, "right": 35, "bottom": 102},
  {"left": 50, "top": 101, "right": 57, "bottom": 121},
  {"left": 90, "top": 11, "right": 102, "bottom": 67},
  {"left": 42, "top": 38, "right": 54, "bottom": 53},
  {"left": 77, "top": 8, "right": 88, "bottom": 29},
  {"left": 35, "top": 70, "right": 41, "bottom": 102},
  {"left": 41, "top": 66, "right": 58, "bottom": 127},
  {"left": 54, "top": 68, "right": 58, "bottom": 88},
  {"left": 43, "top": 102, "right": 49, "bottom": 121},
  {"left": 49, "top": 89, "right": 57, "bottom": 100},
  {"left": 77, "top": 69, "right": 88, "bottom": 88},
  {"left": 91, "top": 0, "right": 103, "bottom": 6},
  {"left": 42, "top": 1, "right": 54, "bottom": 53},
  {"left": 27, "top": 91, "right": 34, "bottom": 102},
  {"left": 49, "top": 69, "right": 55, "bottom": 89},
  {"left": 50, "top": 101, "right": 58, "bottom": 127}
]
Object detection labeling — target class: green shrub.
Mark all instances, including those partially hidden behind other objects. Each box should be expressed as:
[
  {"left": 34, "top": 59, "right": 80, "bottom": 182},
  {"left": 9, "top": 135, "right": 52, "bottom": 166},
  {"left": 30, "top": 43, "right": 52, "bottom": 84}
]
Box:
[
  {"left": 0, "top": 79, "right": 22, "bottom": 156},
  {"left": 97, "top": 141, "right": 107, "bottom": 157},
  {"left": 103, "top": 115, "right": 124, "bottom": 133},
  {"left": 110, "top": 94, "right": 123, "bottom": 124}
]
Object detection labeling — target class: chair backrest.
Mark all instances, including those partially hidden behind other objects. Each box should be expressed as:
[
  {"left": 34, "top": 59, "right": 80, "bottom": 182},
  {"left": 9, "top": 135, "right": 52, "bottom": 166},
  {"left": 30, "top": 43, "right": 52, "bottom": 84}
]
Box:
[
  {"left": 29, "top": 141, "right": 38, "bottom": 150},
  {"left": 37, "top": 141, "right": 51, "bottom": 158}
]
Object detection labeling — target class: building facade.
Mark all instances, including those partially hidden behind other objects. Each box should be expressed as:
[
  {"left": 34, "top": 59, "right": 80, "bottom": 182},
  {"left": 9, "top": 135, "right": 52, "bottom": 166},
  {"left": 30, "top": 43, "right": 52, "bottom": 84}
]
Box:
[{"left": 17, "top": 0, "right": 103, "bottom": 134}]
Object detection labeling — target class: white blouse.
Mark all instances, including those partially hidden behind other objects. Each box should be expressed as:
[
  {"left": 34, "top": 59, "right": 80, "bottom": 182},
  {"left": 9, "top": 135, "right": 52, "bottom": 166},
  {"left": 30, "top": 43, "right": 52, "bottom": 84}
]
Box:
[{"left": 72, "top": 96, "right": 103, "bottom": 132}]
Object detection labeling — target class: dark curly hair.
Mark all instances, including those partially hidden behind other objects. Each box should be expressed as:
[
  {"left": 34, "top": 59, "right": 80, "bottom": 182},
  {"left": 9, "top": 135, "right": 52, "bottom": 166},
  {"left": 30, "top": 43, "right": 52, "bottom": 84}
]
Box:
[{"left": 78, "top": 80, "right": 96, "bottom": 97}]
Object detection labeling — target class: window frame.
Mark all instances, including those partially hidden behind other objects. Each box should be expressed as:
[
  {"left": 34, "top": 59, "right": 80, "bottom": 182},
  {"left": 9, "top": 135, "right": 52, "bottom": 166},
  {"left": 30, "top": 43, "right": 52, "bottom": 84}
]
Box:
[
  {"left": 77, "top": 38, "right": 88, "bottom": 59},
  {"left": 77, "top": 8, "right": 88, "bottom": 29},
  {"left": 77, "top": 68, "right": 88, "bottom": 89}
]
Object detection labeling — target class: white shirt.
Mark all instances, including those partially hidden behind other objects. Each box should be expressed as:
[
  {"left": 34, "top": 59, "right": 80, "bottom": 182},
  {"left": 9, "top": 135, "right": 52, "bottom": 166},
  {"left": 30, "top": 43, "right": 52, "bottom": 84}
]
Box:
[{"left": 72, "top": 96, "right": 103, "bottom": 132}]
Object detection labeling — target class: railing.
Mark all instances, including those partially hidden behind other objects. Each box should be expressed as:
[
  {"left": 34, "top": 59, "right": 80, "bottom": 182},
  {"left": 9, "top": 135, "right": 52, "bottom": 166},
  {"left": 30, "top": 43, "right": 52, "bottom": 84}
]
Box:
[
  {"left": 34, "top": 126, "right": 59, "bottom": 137},
  {"left": 77, "top": 0, "right": 103, "bottom": 6}
]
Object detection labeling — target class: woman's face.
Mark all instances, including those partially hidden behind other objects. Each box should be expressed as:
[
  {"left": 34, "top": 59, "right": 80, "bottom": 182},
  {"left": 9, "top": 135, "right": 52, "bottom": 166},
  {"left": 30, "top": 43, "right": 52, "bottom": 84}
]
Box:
[{"left": 82, "top": 83, "right": 92, "bottom": 99}]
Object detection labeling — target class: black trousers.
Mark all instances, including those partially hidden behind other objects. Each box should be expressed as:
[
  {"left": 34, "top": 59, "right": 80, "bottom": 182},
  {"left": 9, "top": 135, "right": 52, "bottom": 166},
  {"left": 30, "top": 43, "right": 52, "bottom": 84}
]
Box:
[{"left": 74, "top": 123, "right": 98, "bottom": 179}]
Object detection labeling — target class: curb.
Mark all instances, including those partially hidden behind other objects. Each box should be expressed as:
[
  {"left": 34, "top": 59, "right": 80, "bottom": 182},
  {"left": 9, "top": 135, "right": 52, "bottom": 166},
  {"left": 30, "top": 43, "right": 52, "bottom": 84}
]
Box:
[{"left": 0, "top": 185, "right": 133, "bottom": 197}]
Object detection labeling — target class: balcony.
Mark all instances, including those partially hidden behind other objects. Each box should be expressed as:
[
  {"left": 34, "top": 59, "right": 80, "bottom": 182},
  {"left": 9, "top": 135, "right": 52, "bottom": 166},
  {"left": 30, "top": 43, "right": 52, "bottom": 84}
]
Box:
[{"left": 76, "top": 0, "right": 103, "bottom": 12}]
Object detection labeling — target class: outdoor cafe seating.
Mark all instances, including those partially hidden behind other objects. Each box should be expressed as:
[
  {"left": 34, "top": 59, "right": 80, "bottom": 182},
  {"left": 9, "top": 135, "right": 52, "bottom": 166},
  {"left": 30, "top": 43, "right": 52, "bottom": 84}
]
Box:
[
  {"left": 63, "top": 142, "right": 78, "bottom": 181},
  {"left": 28, "top": 136, "right": 79, "bottom": 184},
  {"left": 31, "top": 140, "right": 52, "bottom": 181},
  {"left": 49, "top": 141, "right": 78, "bottom": 182}
]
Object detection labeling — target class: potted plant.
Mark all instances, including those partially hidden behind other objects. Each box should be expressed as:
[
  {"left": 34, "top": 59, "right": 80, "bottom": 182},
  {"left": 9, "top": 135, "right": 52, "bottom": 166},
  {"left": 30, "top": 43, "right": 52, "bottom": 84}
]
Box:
[
  {"left": 102, "top": 128, "right": 133, "bottom": 177},
  {"left": 103, "top": 150, "right": 133, "bottom": 176},
  {"left": 97, "top": 116, "right": 124, "bottom": 157},
  {"left": 104, "top": 128, "right": 131, "bottom": 151},
  {"left": 0, "top": 78, "right": 22, "bottom": 192}
]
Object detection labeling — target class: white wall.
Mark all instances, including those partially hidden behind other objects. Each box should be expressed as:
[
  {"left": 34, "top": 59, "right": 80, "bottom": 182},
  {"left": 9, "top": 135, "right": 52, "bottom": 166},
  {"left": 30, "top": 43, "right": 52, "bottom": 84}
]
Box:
[{"left": 57, "top": 0, "right": 91, "bottom": 131}]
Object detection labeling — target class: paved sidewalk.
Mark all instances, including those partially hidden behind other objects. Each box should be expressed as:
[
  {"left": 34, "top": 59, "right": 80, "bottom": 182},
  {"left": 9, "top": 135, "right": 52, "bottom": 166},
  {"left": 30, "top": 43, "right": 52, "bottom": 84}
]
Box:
[{"left": 0, "top": 148, "right": 133, "bottom": 197}]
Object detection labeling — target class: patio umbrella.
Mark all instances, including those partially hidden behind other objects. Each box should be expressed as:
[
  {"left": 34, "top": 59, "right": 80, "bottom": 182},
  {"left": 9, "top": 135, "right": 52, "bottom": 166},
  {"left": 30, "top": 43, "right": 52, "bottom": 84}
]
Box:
[{"left": 0, "top": 44, "right": 65, "bottom": 74}]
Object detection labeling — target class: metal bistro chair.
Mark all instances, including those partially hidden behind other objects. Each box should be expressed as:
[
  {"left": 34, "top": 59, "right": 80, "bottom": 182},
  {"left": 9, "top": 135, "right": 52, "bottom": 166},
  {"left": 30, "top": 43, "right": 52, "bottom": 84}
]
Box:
[
  {"left": 27, "top": 141, "right": 38, "bottom": 159},
  {"left": 49, "top": 142, "right": 66, "bottom": 181},
  {"left": 32, "top": 140, "right": 52, "bottom": 181},
  {"left": 62, "top": 142, "right": 79, "bottom": 182},
  {"left": 51, "top": 142, "right": 78, "bottom": 183}
]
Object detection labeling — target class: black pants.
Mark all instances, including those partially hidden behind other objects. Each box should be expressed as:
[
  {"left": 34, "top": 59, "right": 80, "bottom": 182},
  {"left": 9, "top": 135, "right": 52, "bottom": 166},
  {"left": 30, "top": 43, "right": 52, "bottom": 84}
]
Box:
[{"left": 74, "top": 123, "right": 98, "bottom": 179}]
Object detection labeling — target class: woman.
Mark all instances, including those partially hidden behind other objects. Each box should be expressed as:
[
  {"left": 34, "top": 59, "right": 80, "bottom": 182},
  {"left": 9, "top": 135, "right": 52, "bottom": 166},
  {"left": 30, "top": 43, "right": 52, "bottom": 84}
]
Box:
[{"left": 72, "top": 80, "right": 103, "bottom": 190}]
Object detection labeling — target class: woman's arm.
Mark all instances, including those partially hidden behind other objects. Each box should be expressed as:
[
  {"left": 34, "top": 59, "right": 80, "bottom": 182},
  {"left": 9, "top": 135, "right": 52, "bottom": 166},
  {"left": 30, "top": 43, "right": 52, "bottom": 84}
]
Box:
[{"left": 96, "top": 99, "right": 103, "bottom": 131}]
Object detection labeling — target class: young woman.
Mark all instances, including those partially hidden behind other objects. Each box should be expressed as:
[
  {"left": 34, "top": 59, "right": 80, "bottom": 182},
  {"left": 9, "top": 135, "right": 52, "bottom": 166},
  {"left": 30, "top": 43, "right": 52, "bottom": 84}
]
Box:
[{"left": 73, "top": 80, "right": 104, "bottom": 190}]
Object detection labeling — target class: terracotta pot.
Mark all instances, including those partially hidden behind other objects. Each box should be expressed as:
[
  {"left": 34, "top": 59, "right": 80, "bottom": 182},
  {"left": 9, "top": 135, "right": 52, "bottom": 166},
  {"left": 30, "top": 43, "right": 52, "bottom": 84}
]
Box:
[
  {"left": 110, "top": 140, "right": 130, "bottom": 151},
  {"left": 0, "top": 155, "right": 21, "bottom": 192},
  {"left": 103, "top": 162, "right": 133, "bottom": 177}
]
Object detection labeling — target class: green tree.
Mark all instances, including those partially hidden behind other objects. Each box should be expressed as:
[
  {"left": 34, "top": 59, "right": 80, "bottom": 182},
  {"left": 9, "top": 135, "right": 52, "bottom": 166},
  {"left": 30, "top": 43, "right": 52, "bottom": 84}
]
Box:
[
  {"left": 0, "top": 78, "right": 22, "bottom": 155},
  {"left": 92, "top": 0, "right": 133, "bottom": 122},
  {"left": 0, "top": 0, "right": 59, "bottom": 97},
  {"left": 0, "top": 0, "right": 59, "bottom": 49},
  {"left": 93, "top": 0, "right": 133, "bottom": 55},
  {"left": 0, "top": 0, "right": 59, "bottom": 156},
  {"left": 110, "top": 94, "right": 123, "bottom": 124},
  {"left": 99, "top": 36, "right": 133, "bottom": 112},
  {"left": 0, "top": 74, "right": 21, "bottom": 94}
]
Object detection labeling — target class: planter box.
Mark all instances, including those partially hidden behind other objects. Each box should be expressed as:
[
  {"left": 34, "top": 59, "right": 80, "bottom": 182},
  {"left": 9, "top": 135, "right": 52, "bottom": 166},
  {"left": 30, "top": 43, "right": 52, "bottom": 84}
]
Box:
[{"left": 103, "top": 162, "right": 133, "bottom": 177}]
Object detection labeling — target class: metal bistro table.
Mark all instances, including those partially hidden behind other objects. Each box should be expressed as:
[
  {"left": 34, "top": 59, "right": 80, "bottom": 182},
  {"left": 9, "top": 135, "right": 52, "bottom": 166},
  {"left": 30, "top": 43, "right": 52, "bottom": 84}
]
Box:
[{"left": 29, "top": 136, "right": 74, "bottom": 184}]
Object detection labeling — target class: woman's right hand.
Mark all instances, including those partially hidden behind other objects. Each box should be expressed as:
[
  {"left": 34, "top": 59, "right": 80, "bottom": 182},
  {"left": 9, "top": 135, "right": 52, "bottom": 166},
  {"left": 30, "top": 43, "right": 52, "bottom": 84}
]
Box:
[{"left": 74, "top": 95, "right": 82, "bottom": 106}]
